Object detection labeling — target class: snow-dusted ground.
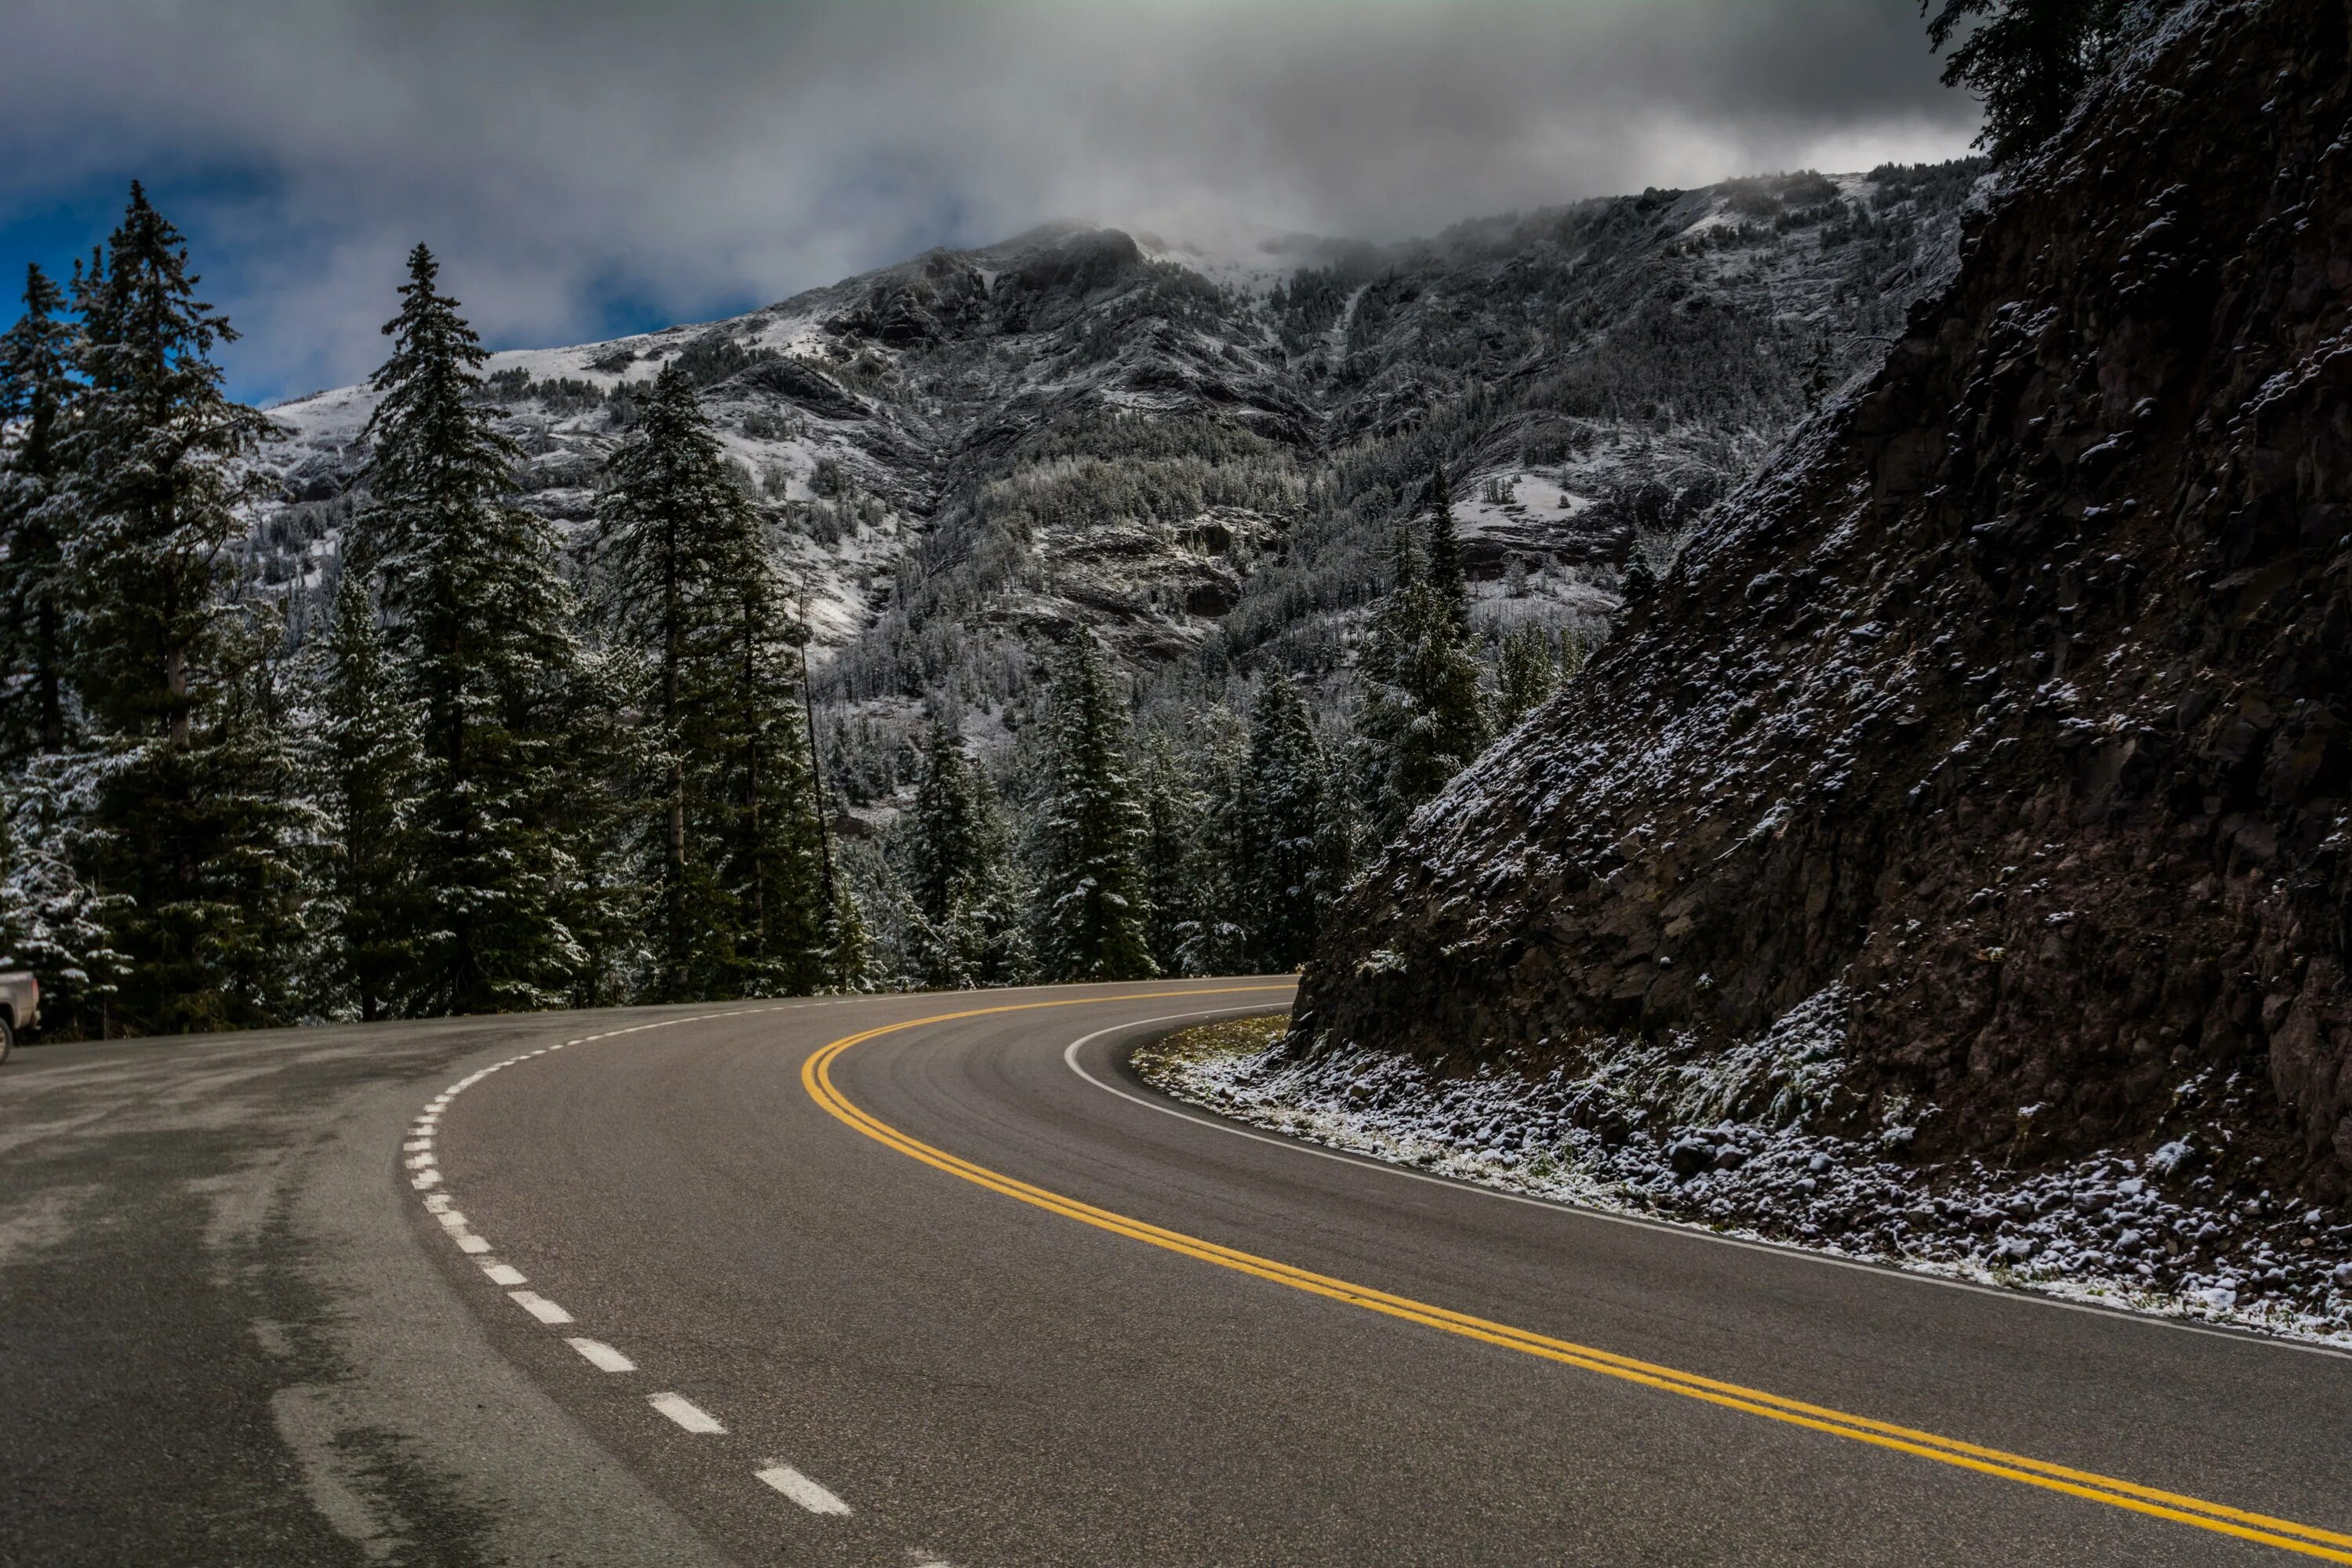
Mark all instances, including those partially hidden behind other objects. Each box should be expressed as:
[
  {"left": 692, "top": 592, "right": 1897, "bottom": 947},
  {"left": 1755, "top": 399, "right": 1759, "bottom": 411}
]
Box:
[{"left": 1136, "top": 1011, "right": 2352, "bottom": 1348}]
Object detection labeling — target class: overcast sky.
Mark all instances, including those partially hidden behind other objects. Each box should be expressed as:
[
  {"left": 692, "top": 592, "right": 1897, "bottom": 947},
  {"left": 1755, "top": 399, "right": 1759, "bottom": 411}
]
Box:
[{"left": 0, "top": 1, "right": 1978, "bottom": 404}]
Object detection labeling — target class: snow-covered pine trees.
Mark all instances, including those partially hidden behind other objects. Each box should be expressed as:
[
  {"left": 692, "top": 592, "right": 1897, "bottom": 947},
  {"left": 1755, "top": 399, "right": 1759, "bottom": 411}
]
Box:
[
  {"left": 1034, "top": 631, "right": 1155, "bottom": 982},
  {"left": 0, "top": 263, "right": 75, "bottom": 760},
  {"left": 590, "top": 364, "right": 835, "bottom": 1000},
  {"left": 1240, "top": 671, "right": 1331, "bottom": 972},
  {"left": 54, "top": 185, "right": 307, "bottom": 1031},
  {"left": 304, "top": 572, "right": 421, "bottom": 1022},
  {"left": 1355, "top": 509, "right": 1488, "bottom": 842},
  {"left": 1495, "top": 624, "right": 1563, "bottom": 728},
  {"left": 898, "top": 718, "right": 1029, "bottom": 989},
  {"left": 0, "top": 260, "right": 116, "bottom": 1022},
  {"left": 354, "top": 244, "right": 596, "bottom": 1015}
]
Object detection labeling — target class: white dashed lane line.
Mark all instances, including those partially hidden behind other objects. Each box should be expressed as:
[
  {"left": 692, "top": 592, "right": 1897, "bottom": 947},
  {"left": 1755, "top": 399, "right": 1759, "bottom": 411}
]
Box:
[
  {"left": 510, "top": 1290, "right": 576, "bottom": 1326},
  {"left": 650, "top": 1392, "right": 727, "bottom": 1434},
  {"left": 407, "top": 1001, "right": 887, "bottom": 1536},
  {"left": 566, "top": 1337, "right": 637, "bottom": 1373},
  {"left": 756, "top": 1464, "right": 853, "bottom": 1515}
]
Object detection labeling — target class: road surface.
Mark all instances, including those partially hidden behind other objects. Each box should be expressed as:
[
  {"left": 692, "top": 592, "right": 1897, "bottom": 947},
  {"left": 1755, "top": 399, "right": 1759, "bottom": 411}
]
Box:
[{"left": 4, "top": 980, "right": 2348, "bottom": 1565}]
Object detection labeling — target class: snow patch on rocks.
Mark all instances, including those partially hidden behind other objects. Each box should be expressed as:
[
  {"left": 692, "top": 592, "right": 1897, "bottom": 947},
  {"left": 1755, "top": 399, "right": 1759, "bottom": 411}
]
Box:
[{"left": 1140, "top": 1003, "right": 2352, "bottom": 1348}]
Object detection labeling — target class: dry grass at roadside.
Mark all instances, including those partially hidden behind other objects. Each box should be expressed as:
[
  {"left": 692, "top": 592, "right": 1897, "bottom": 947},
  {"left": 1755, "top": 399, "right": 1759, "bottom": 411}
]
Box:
[{"left": 1134, "top": 1013, "right": 1286, "bottom": 1080}]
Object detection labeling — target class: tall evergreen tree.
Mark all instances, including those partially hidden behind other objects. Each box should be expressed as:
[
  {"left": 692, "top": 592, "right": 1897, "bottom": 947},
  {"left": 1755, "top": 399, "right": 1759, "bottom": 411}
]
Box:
[
  {"left": 898, "top": 718, "right": 1029, "bottom": 989},
  {"left": 305, "top": 572, "right": 421, "bottom": 1022},
  {"left": 1174, "top": 710, "right": 1253, "bottom": 978},
  {"left": 1356, "top": 524, "right": 1488, "bottom": 840},
  {"left": 906, "top": 720, "right": 984, "bottom": 935},
  {"left": 1033, "top": 630, "right": 1154, "bottom": 982},
  {"left": 543, "top": 640, "right": 644, "bottom": 1007},
  {"left": 355, "top": 244, "right": 590, "bottom": 1014},
  {"left": 1136, "top": 728, "right": 1202, "bottom": 976},
  {"left": 53, "top": 184, "right": 306, "bottom": 1032},
  {"left": 711, "top": 573, "right": 834, "bottom": 996},
  {"left": 589, "top": 364, "right": 769, "bottom": 999},
  {"left": 1241, "top": 671, "right": 1327, "bottom": 971},
  {"left": 0, "top": 263, "right": 77, "bottom": 760}
]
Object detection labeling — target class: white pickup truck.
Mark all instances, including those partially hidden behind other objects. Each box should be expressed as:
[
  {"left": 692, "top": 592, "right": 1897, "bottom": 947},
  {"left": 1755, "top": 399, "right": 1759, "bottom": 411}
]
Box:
[{"left": 0, "top": 971, "right": 37, "bottom": 1062}]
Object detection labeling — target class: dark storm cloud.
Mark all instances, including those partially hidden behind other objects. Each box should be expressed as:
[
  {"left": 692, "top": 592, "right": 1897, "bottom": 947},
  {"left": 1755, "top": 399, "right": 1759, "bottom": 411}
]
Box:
[{"left": 0, "top": 1, "right": 1977, "bottom": 400}]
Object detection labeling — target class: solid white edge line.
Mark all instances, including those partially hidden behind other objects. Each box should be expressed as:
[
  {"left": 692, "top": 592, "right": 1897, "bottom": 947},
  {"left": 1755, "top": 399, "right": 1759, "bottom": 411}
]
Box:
[
  {"left": 756, "top": 1463, "right": 852, "bottom": 1515},
  {"left": 649, "top": 1392, "right": 725, "bottom": 1433},
  {"left": 1062, "top": 1008, "right": 2352, "bottom": 1363},
  {"left": 566, "top": 1337, "right": 637, "bottom": 1373}
]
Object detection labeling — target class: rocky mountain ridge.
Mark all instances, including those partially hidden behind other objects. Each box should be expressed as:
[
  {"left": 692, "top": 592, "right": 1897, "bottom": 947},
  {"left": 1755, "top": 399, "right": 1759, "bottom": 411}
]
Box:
[
  {"left": 1294, "top": 0, "right": 2352, "bottom": 1210},
  {"left": 246, "top": 162, "right": 1983, "bottom": 753}
]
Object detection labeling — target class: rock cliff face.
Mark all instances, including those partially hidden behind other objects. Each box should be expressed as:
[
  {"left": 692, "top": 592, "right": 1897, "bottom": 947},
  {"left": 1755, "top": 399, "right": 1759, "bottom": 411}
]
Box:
[{"left": 1296, "top": 0, "right": 2352, "bottom": 1202}]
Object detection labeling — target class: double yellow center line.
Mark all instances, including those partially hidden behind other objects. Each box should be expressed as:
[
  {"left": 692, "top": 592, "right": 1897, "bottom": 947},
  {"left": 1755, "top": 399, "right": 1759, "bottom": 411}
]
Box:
[{"left": 800, "top": 989, "right": 2352, "bottom": 1562}]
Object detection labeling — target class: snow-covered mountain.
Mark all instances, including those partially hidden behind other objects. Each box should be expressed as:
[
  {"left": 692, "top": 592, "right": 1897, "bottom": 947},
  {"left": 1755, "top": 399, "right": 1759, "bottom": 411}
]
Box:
[{"left": 248, "top": 163, "right": 1982, "bottom": 768}]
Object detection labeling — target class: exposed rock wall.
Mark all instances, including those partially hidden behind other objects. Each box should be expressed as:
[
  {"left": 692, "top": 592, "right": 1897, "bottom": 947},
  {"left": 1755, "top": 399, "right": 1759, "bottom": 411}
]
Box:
[{"left": 1296, "top": 0, "right": 2352, "bottom": 1200}]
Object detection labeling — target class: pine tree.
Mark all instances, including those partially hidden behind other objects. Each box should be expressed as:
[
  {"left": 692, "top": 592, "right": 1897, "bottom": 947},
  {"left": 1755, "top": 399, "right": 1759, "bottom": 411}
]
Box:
[
  {"left": 0, "top": 263, "right": 76, "bottom": 760},
  {"left": 305, "top": 572, "right": 421, "bottom": 1021},
  {"left": 907, "top": 720, "right": 985, "bottom": 934},
  {"left": 1495, "top": 624, "right": 1561, "bottom": 728},
  {"left": 1356, "top": 523, "right": 1489, "bottom": 840},
  {"left": 196, "top": 601, "right": 317, "bottom": 1024},
  {"left": 1033, "top": 630, "right": 1154, "bottom": 982},
  {"left": 55, "top": 184, "right": 307, "bottom": 1032},
  {"left": 543, "top": 641, "right": 644, "bottom": 1007},
  {"left": 1425, "top": 463, "right": 1469, "bottom": 638},
  {"left": 1922, "top": 0, "right": 2135, "bottom": 163},
  {"left": 1136, "top": 729, "right": 1201, "bottom": 975},
  {"left": 1175, "top": 711, "right": 1252, "bottom": 977},
  {"left": 589, "top": 364, "right": 769, "bottom": 999},
  {"left": 711, "top": 573, "right": 833, "bottom": 996},
  {"left": 821, "top": 879, "right": 875, "bottom": 994},
  {"left": 354, "top": 244, "right": 591, "bottom": 1014},
  {"left": 1241, "top": 671, "right": 1327, "bottom": 971},
  {"left": 899, "top": 718, "right": 1031, "bottom": 989},
  {"left": 0, "top": 755, "right": 123, "bottom": 1031},
  {"left": 1621, "top": 550, "right": 1658, "bottom": 606}
]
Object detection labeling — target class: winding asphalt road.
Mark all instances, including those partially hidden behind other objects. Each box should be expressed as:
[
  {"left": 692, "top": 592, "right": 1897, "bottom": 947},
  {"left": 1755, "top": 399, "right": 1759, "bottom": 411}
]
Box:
[{"left": 5, "top": 979, "right": 2350, "bottom": 1566}]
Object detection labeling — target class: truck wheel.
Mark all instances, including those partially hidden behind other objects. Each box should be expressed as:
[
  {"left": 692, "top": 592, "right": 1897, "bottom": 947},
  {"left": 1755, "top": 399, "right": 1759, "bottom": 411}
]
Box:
[{"left": 0, "top": 1014, "right": 12, "bottom": 1065}]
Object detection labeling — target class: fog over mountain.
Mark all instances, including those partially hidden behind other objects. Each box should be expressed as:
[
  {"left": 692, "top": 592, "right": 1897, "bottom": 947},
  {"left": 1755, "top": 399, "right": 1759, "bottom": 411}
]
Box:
[{"left": 0, "top": 0, "right": 1976, "bottom": 401}]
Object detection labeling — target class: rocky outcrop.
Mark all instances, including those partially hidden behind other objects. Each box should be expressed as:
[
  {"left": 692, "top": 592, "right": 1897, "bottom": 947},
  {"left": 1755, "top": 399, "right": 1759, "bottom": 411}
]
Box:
[{"left": 1297, "top": 0, "right": 2352, "bottom": 1201}]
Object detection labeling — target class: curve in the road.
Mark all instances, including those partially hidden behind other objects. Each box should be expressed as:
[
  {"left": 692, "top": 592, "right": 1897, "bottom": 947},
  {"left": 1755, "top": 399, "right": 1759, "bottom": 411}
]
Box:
[
  {"left": 804, "top": 993, "right": 2352, "bottom": 1566},
  {"left": 404, "top": 1000, "right": 886, "bottom": 1533}
]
